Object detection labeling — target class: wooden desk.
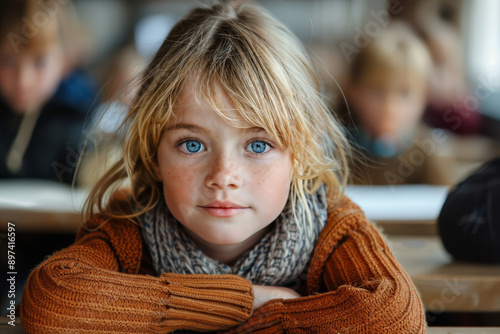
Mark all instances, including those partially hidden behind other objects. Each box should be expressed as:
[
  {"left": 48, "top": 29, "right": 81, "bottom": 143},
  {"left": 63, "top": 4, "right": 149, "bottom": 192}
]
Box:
[
  {"left": 0, "top": 325, "right": 24, "bottom": 334},
  {"left": 390, "top": 235, "right": 500, "bottom": 312},
  {"left": 0, "top": 318, "right": 24, "bottom": 333},
  {"left": 346, "top": 184, "right": 449, "bottom": 236},
  {"left": 376, "top": 219, "right": 437, "bottom": 236},
  {"left": 0, "top": 180, "right": 87, "bottom": 233}
]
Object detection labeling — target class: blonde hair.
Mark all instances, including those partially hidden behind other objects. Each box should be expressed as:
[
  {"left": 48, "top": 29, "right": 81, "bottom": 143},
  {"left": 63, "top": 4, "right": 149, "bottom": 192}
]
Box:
[
  {"left": 0, "top": 0, "right": 80, "bottom": 54},
  {"left": 84, "top": 0, "right": 351, "bottom": 227},
  {"left": 350, "top": 22, "right": 432, "bottom": 84}
]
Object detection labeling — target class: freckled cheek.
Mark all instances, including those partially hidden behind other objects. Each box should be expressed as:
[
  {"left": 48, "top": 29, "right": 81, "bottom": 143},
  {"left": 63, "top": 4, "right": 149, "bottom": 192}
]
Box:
[
  {"left": 164, "top": 165, "right": 194, "bottom": 188},
  {"left": 161, "top": 163, "right": 202, "bottom": 212},
  {"left": 250, "top": 162, "right": 292, "bottom": 206}
]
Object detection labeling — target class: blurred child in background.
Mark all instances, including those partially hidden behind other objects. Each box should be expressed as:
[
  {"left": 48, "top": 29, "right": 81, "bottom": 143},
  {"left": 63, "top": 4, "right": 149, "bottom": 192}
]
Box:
[
  {"left": 0, "top": 0, "right": 98, "bottom": 184},
  {"left": 340, "top": 23, "right": 455, "bottom": 185},
  {"left": 391, "top": 0, "right": 482, "bottom": 135}
]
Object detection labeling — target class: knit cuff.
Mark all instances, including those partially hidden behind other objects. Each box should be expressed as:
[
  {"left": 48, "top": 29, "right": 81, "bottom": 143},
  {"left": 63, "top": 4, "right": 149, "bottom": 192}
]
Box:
[
  {"left": 225, "top": 299, "right": 285, "bottom": 333},
  {"left": 160, "top": 273, "right": 254, "bottom": 330}
]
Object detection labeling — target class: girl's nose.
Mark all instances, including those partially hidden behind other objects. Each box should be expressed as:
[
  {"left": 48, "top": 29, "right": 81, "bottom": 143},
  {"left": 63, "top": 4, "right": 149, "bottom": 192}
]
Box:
[{"left": 205, "top": 155, "right": 242, "bottom": 190}]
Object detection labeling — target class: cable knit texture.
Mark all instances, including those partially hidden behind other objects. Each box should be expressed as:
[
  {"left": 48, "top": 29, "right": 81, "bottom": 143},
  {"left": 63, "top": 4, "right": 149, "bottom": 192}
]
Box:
[
  {"left": 20, "top": 196, "right": 426, "bottom": 333},
  {"left": 141, "top": 185, "right": 328, "bottom": 286}
]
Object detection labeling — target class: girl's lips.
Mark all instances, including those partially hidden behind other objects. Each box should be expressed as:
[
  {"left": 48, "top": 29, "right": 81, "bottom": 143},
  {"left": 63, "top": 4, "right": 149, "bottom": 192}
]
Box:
[
  {"left": 201, "top": 207, "right": 248, "bottom": 217},
  {"left": 200, "top": 201, "right": 248, "bottom": 217},
  {"left": 204, "top": 201, "right": 245, "bottom": 208}
]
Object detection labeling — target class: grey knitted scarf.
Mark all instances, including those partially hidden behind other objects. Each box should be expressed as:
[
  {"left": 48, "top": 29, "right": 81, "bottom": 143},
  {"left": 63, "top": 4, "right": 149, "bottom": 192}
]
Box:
[{"left": 141, "top": 185, "right": 328, "bottom": 286}]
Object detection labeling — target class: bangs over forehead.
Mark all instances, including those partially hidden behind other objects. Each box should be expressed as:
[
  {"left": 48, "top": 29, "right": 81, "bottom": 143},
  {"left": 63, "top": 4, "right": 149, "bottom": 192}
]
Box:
[
  {"left": 144, "top": 1, "right": 319, "bottom": 151},
  {"left": 188, "top": 23, "right": 297, "bottom": 148}
]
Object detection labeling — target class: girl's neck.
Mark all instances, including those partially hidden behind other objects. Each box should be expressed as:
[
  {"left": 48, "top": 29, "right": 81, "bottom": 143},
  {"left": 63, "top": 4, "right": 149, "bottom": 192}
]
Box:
[{"left": 182, "top": 225, "right": 272, "bottom": 266}]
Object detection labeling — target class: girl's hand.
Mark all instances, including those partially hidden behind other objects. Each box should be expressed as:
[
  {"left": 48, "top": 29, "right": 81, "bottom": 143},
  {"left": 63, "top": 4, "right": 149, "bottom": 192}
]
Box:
[{"left": 252, "top": 285, "right": 301, "bottom": 310}]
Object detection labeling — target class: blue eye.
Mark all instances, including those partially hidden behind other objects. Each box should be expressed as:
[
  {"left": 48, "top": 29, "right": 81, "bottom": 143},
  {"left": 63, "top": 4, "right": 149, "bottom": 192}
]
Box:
[
  {"left": 180, "top": 140, "right": 205, "bottom": 154},
  {"left": 247, "top": 141, "right": 269, "bottom": 154}
]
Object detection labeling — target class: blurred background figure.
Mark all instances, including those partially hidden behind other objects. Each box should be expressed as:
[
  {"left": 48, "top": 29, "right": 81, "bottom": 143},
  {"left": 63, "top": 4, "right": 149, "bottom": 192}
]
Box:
[
  {"left": 338, "top": 22, "right": 455, "bottom": 185},
  {"left": 391, "top": 0, "right": 483, "bottom": 135},
  {"left": 438, "top": 155, "right": 500, "bottom": 264},
  {"left": 0, "top": 0, "right": 98, "bottom": 184}
]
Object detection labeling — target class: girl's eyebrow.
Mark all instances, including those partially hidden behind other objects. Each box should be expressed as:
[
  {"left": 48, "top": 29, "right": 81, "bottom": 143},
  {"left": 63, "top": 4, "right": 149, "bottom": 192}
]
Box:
[{"left": 165, "top": 123, "right": 204, "bottom": 132}]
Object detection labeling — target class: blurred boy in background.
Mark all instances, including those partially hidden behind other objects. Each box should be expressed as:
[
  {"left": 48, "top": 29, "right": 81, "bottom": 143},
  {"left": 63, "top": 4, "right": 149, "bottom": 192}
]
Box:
[
  {"left": 340, "top": 23, "right": 455, "bottom": 186},
  {"left": 391, "top": 0, "right": 482, "bottom": 135},
  {"left": 0, "top": 0, "right": 98, "bottom": 184}
]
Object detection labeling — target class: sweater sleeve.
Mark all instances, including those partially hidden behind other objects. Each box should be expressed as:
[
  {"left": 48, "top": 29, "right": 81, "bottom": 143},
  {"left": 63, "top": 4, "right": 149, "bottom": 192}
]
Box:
[
  {"left": 20, "top": 217, "right": 254, "bottom": 333},
  {"left": 225, "top": 198, "right": 426, "bottom": 333}
]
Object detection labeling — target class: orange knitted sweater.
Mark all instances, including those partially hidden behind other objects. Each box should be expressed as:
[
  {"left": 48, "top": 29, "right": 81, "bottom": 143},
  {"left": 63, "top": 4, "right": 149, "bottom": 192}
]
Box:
[{"left": 20, "top": 197, "right": 426, "bottom": 333}]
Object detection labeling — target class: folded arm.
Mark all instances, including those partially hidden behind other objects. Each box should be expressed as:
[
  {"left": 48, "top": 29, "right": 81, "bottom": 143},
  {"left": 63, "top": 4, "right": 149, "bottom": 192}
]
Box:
[
  {"left": 227, "top": 199, "right": 426, "bottom": 333},
  {"left": 21, "top": 219, "right": 254, "bottom": 333}
]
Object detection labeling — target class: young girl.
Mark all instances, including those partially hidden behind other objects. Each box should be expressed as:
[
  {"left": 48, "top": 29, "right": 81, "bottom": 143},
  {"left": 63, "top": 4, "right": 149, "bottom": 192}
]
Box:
[{"left": 21, "top": 1, "right": 426, "bottom": 332}]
